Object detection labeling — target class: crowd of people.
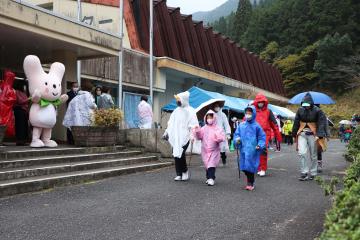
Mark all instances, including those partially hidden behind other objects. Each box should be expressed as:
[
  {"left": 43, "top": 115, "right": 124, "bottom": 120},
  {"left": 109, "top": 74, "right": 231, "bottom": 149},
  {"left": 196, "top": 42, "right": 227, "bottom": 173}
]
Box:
[{"left": 162, "top": 91, "right": 342, "bottom": 190}]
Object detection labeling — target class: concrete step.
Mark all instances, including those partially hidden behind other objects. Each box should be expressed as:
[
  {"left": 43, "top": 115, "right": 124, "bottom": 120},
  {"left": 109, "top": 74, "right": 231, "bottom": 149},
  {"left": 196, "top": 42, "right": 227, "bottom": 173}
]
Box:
[
  {"left": 0, "top": 145, "right": 126, "bottom": 160},
  {"left": 0, "top": 151, "right": 142, "bottom": 169},
  {"left": 0, "top": 156, "right": 158, "bottom": 181},
  {"left": 0, "top": 161, "right": 172, "bottom": 198}
]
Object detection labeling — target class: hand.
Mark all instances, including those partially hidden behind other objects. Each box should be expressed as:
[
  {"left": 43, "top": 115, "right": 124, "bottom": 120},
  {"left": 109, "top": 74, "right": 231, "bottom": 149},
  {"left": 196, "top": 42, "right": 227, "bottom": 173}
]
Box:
[
  {"left": 226, "top": 134, "right": 231, "bottom": 140},
  {"left": 194, "top": 126, "right": 200, "bottom": 131},
  {"left": 60, "top": 94, "right": 69, "bottom": 103},
  {"left": 235, "top": 137, "right": 241, "bottom": 144},
  {"left": 256, "top": 145, "right": 260, "bottom": 150}
]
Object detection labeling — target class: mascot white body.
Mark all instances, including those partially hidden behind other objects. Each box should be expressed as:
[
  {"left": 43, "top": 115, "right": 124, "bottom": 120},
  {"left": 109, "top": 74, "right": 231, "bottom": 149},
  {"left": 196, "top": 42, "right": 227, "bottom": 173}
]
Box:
[{"left": 23, "top": 55, "right": 68, "bottom": 148}]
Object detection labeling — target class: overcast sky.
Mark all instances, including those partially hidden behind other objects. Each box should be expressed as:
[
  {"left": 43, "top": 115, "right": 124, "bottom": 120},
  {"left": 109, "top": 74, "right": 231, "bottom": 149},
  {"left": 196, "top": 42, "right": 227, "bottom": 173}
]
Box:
[{"left": 166, "top": 0, "right": 228, "bottom": 14}]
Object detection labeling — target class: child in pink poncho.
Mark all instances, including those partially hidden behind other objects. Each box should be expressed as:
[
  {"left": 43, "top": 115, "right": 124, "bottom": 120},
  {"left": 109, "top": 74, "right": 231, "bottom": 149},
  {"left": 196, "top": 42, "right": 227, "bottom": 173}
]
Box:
[{"left": 194, "top": 110, "right": 226, "bottom": 186}]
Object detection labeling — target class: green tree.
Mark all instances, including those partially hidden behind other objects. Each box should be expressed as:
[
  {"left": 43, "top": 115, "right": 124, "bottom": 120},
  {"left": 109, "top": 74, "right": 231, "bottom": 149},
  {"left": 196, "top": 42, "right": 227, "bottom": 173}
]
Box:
[
  {"left": 260, "top": 41, "right": 279, "bottom": 63},
  {"left": 233, "top": 0, "right": 252, "bottom": 44},
  {"left": 217, "top": 17, "right": 227, "bottom": 35}
]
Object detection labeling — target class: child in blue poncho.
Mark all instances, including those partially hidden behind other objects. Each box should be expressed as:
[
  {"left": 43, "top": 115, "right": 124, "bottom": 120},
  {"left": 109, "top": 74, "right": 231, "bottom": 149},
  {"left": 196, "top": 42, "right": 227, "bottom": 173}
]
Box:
[{"left": 234, "top": 106, "right": 266, "bottom": 191}]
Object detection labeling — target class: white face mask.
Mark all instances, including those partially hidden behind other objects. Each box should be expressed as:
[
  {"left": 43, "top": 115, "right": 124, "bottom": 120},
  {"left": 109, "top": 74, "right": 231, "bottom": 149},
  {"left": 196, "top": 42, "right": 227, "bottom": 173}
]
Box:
[
  {"left": 207, "top": 118, "right": 214, "bottom": 125},
  {"left": 245, "top": 114, "right": 252, "bottom": 121},
  {"left": 258, "top": 103, "right": 264, "bottom": 108},
  {"left": 214, "top": 107, "right": 220, "bottom": 112}
]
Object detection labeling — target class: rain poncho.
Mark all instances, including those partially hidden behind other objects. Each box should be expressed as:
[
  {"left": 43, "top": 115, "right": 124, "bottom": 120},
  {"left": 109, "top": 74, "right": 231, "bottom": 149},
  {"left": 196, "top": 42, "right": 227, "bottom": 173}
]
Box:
[
  {"left": 0, "top": 70, "right": 16, "bottom": 137},
  {"left": 63, "top": 91, "right": 97, "bottom": 128},
  {"left": 215, "top": 110, "right": 231, "bottom": 152},
  {"left": 138, "top": 100, "right": 153, "bottom": 129},
  {"left": 233, "top": 106, "right": 266, "bottom": 173},
  {"left": 165, "top": 91, "right": 199, "bottom": 158},
  {"left": 194, "top": 110, "right": 225, "bottom": 169}
]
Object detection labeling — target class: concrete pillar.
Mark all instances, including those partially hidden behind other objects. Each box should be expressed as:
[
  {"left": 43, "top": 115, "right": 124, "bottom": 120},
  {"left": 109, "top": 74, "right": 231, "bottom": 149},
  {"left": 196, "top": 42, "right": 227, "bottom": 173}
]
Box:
[{"left": 52, "top": 50, "right": 77, "bottom": 142}]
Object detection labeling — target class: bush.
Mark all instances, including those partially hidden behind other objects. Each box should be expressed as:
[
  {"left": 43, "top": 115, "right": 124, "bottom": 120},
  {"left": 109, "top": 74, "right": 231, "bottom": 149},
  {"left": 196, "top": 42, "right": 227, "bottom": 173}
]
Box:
[
  {"left": 92, "top": 108, "right": 123, "bottom": 127},
  {"left": 318, "top": 129, "right": 360, "bottom": 240}
]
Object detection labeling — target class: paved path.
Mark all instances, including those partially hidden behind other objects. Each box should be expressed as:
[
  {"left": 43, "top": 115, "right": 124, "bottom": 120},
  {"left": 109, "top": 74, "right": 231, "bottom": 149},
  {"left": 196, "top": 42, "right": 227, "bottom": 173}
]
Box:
[{"left": 0, "top": 140, "right": 348, "bottom": 240}]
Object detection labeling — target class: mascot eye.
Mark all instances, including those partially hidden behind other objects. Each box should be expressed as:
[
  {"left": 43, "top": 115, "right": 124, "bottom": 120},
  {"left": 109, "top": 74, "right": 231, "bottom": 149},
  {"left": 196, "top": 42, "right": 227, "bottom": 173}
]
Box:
[{"left": 45, "top": 82, "right": 48, "bottom": 86}]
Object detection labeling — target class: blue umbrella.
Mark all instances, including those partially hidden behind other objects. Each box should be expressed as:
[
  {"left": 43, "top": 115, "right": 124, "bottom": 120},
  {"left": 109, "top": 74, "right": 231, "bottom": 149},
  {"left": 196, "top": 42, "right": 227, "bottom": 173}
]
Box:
[{"left": 288, "top": 91, "right": 335, "bottom": 105}]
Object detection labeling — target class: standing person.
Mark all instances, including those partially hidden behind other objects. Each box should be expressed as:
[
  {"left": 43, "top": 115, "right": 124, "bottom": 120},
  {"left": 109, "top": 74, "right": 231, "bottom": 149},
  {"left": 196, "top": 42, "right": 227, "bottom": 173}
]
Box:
[
  {"left": 66, "top": 82, "right": 79, "bottom": 144},
  {"left": 253, "top": 93, "right": 282, "bottom": 177},
  {"left": 292, "top": 93, "right": 327, "bottom": 181},
  {"left": 213, "top": 103, "right": 231, "bottom": 165},
  {"left": 0, "top": 70, "right": 16, "bottom": 137},
  {"left": 339, "top": 124, "right": 345, "bottom": 142},
  {"left": 137, "top": 95, "right": 153, "bottom": 129},
  {"left": 283, "top": 120, "right": 294, "bottom": 145},
  {"left": 194, "top": 110, "right": 225, "bottom": 186},
  {"left": 94, "top": 86, "right": 102, "bottom": 106},
  {"left": 13, "top": 82, "right": 29, "bottom": 145},
  {"left": 233, "top": 106, "right": 266, "bottom": 191},
  {"left": 97, "top": 86, "right": 114, "bottom": 109},
  {"left": 163, "top": 91, "right": 199, "bottom": 181}
]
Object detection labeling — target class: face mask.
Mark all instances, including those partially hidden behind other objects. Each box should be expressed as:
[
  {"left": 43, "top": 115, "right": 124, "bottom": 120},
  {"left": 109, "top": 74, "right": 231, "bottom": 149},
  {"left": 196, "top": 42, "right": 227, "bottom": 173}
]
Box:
[
  {"left": 176, "top": 101, "right": 182, "bottom": 107},
  {"left": 245, "top": 114, "right": 252, "bottom": 121},
  {"left": 206, "top": 119, "right": 214, "bottom": 125},
  {"left": 72, "top": 87, "right": 79, "bottom": 92},
  {"left": 258, "top": 103, "right": 264, "bottom": 108},
  {"left": 214, "top": 107, "right": 220, "bottom": 112}
]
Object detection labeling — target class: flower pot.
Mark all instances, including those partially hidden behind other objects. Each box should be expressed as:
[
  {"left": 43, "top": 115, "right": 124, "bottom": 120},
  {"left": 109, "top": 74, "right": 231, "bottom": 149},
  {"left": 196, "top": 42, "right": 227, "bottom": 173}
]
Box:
[
  {"left": 71, "top": 126, "right": 118, "bottom": 147},
  {"left": 0, "top": 125, "right": 6, "bottom": 145}
]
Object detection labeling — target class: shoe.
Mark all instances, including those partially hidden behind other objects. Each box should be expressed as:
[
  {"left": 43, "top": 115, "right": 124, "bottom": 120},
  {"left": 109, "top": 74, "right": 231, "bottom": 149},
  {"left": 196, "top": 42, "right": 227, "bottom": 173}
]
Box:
[
  {"left": 205, "top": 179, "right": 209, "bottom": 184},
  {"left": 181, "top": 171, "right": 189, "bottom": 181},
  {"left": 257, "top": 171, "right": 261, "bottom": 176},
  {"left": 207, "top": 179, "right": 215, "bottom": 186},
  {"left": 174, "top": 176, "right": 182, "bottom": 181},
  {"left": 259, "top": 170, "right": 266, "bottom": 177},
  {"left": 298, "top": 174, "right": 308, "bottom": 181},
  {"left": 245, "top": 185, "right": 255, "bottom": 191},
  {"left": 309, "top": 175, "right": 316, "bottom": 180}
]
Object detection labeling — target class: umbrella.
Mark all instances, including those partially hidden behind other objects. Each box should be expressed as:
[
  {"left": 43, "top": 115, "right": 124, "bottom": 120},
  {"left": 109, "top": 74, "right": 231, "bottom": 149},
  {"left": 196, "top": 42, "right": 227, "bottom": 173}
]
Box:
[
  {"left": 288, "top": 91, "right": 335, "bottom": 105},
  {"left": 339, "top": 120, "right": 352, "bottom": 125},
  {"left": 195, "top": 99, "right": 225, "bottom": 120}
]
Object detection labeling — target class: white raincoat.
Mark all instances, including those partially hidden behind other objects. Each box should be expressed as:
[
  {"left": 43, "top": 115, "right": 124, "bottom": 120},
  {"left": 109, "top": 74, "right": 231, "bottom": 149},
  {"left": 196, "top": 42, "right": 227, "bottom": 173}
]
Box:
[
  {"left": 63, "top": 91, "right": 97, "bottom": 128},
  {"left": 215, "top": 109, "right": 231, "bottom": 152},
  {"left": 138, "top": 100, "right": 153, "bottom": 129},
  {"left": 165, "top": 91, "right": 199, "bottom": 158}
]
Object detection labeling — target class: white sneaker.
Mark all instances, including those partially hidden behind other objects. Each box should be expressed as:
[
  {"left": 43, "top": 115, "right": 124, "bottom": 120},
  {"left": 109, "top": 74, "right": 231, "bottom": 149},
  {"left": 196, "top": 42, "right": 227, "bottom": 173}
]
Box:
[
  {"left": 257, "top": 171, "right": 261, "bottom": 176},
  {"left": 181, "top": 171, "right": 190, "bottom": 181},
  {"left": 174, "top": 176, "right": 182, "bottom": 181},
  {"left": 207, "top": 179, "right": 215, "bottom": 186},
  {"left": 259, "top": 170, "right": 266, "bottom": 177},
  {"left": 205, "top": 179, "right": 209, "bottom": 184}
]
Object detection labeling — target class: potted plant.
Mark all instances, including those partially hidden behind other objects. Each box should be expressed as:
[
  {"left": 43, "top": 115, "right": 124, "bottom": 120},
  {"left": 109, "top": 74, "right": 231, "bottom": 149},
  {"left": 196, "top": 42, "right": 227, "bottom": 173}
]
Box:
[
  {"left": 0, "top": 125, "right": 6, "bottom": 145},
  {"left": 72, "top": 108, "right": 123, "bottom": 147}
]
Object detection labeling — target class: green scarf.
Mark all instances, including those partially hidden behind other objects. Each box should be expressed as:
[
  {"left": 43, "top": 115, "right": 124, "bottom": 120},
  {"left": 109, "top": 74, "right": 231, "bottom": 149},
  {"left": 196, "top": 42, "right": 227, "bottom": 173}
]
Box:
[{"left": 39, "top": 98, "right": 62, "bottom": 108}]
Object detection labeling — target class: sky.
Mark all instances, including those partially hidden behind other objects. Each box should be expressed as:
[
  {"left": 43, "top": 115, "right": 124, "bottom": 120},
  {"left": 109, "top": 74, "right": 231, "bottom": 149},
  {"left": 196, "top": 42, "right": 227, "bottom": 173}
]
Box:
[{"left": 166, "top": 0, "right": 228, "bottom": 14}]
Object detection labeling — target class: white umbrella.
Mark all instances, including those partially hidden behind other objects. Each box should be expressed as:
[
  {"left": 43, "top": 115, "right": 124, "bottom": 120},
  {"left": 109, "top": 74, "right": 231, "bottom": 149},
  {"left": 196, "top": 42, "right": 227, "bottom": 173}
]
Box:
[
  {"left": 339, "top": 120, "right": 352, "bottom": 125},
  {"left": 195, "top": 99, "right": 225, "bottom": 120}
]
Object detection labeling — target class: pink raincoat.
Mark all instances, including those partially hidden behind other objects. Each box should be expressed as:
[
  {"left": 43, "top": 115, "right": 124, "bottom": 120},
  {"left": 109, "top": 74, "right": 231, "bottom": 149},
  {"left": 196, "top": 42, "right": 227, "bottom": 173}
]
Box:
[{"left": 194, "top": 110, "right": 226, "bottom": 169}]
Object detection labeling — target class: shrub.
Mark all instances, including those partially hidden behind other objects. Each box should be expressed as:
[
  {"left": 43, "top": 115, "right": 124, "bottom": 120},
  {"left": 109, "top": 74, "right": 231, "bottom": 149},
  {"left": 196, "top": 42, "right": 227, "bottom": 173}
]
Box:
[
  {"left": 346, "top": 128, "right": 360, "bottom": 162},
  {"left": 92, "top": 108, "right": 123, "bottom": 127}
]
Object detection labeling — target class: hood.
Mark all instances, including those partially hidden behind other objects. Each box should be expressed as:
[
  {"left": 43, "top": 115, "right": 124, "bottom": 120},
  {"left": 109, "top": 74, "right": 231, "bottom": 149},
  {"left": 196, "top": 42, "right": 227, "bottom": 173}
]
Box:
[
  {"left": 244, "top": 106, "right": 257, "bottom": 123},
  {"left": 4, "top": 70, "right": 15, "bottom": 87},
  {"left": 253, "top": 93, "right": 269, "bottom": 108},
  {"left": 175, "top": 91, "right": 190, "bottom": 107},
  {"left": 301, "top": 92, "right": 314, "bottom": 106},
  {"left": 204, "top": 110, "right": 218, "bottom": 125}
]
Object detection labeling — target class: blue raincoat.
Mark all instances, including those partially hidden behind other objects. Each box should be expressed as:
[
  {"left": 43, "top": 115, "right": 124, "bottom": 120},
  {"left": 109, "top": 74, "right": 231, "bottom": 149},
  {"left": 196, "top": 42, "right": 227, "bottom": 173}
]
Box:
[{"left": 233, "top": 106, "right": 266, "bottom": 173}]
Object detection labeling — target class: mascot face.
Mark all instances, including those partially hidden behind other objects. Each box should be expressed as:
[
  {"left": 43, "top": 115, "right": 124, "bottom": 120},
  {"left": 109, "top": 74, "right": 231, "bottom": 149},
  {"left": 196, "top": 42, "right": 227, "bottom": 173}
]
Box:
[{"left": 23, "top": 55, "right": 65, "bottom": 101}]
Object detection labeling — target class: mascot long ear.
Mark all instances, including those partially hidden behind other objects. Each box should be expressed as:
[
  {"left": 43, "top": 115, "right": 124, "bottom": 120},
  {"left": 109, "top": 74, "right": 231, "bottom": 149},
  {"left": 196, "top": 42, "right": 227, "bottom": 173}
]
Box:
[
  {"left": 49, "top": 62, "right": 65, "bottom": 80},
  {"left": 23, "top": 55, "right": 45, "bottom": 81}
]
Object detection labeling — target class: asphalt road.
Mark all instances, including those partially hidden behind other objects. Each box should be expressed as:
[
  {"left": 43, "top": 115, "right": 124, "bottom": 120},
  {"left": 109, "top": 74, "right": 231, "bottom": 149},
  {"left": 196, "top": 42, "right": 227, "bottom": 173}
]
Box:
[{"left": 0, "top": 140, "right": 348, "bottom": 240}]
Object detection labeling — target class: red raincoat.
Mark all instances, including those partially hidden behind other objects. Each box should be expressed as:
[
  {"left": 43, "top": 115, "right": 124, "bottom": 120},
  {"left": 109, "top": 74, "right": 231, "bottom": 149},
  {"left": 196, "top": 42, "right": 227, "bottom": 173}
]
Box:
[
  {"left": 0, "top": 70, "right": 16, "bottom": 137},
  {"left": 253, "top": 93, "right": 282, "bottom": 171}
]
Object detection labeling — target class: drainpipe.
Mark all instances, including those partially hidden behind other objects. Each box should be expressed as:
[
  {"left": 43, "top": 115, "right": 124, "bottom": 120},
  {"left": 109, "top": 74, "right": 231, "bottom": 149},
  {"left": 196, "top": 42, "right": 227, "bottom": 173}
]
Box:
[
  {"left": 149, "top": 0, "right": 154, "bottom": 108},
  {"left": 118, "top": 0, "right": 124, "bottom": 108},
  {"left": 77, "top": 0, "right": 82, "bottom": 88}
]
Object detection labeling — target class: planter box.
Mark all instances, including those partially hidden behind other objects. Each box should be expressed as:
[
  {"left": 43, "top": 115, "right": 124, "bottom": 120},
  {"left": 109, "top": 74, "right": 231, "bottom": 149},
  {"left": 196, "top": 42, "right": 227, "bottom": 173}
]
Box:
[
  {"left": 72, "top": 126, "right": 118, "bottom": 147},
  {"left": 0, "top": 125, "right": 6, "bottom": 145}
]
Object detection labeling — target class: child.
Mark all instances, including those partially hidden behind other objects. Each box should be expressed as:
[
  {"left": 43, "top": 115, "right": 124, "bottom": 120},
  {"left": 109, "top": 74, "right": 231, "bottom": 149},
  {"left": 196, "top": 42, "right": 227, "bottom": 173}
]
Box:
[
  {"left": 194, "top": 110, "right": 226, "bottom": 186},
  {"left": 233, "top": 106, "right": 266, "bottom": 191}
]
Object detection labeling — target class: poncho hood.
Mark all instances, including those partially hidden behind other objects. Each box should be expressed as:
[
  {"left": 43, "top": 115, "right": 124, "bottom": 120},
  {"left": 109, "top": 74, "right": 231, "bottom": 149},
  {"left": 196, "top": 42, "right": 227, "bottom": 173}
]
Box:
[
  {"left": 175, "top": 91, "right": 190, "bottom": 107},
  {"left": 204, "top": 110, "right": 218, "bottom": 125},
  {"left": 245, "top": 106, "right": 257, "bottom": 123},
  {"left": 253, "top": 93, "right": 269, "bottom": 108},
  {"left": 301, "top": 92, "right": 314, "bottom": 106}
]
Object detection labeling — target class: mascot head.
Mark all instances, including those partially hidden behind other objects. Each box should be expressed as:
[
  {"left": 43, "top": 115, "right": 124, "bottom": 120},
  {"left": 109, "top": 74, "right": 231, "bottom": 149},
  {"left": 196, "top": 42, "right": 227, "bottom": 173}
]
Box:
[{"left": 23, "top": 55, "right": 65, "bottom": 101}]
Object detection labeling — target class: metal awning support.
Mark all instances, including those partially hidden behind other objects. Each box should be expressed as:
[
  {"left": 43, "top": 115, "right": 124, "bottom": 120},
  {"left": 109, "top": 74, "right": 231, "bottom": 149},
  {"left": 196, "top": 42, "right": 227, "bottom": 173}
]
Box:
[
  {"left": 149, "top": 0, "right": 154, "bottom": 108},
  {"left": 118, "top": 0, "right": 124, "bottom": 108}
]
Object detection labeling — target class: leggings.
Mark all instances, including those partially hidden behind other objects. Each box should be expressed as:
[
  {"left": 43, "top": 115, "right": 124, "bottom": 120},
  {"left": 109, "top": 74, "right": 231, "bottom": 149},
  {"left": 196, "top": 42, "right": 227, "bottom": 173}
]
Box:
[{"left": 243, "top": 170, "right": 255, "bottom": 185}]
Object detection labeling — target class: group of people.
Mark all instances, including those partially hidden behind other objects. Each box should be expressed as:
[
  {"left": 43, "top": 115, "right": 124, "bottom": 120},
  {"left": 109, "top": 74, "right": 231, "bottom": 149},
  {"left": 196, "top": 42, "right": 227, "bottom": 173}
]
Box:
[{"left": 163, "top": 91, "right": 330, "bottom": 190}]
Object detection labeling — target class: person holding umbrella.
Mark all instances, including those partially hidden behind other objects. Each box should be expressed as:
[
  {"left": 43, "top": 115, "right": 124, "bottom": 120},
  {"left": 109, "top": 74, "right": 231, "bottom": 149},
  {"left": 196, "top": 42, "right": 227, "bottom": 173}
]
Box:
[
  {"left": 163, "top": 91, "right": 199, "bottom": 181},
  {"left": 213, "top": 103, "right": 231, "bottom": 165},
  {"left": 292, "top": 93, "right": 327, "bottom": 181}
]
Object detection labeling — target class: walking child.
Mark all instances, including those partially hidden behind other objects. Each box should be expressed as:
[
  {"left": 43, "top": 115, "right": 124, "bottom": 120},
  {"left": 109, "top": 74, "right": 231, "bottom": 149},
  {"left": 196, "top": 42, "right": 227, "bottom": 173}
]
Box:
[
  {"left": 233, "top": 106, "right": 266, "bottom": 191},
  {"left": 194, "top": 110, "right": 226, "bottom": 186}
]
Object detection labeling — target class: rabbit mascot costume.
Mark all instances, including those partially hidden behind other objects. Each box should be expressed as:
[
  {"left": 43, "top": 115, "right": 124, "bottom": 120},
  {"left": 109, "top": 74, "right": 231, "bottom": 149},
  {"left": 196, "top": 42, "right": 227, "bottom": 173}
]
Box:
[{"left": 23, "top": 55, "right": 68, "bottom": 148}]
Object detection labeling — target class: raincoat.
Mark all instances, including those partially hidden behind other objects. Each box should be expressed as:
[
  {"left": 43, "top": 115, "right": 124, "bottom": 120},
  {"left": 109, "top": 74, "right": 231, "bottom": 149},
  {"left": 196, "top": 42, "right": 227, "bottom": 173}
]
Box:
[
  {"left": 138, "top": 100, "right": 153, "bottom": 129},
  {"left": 194, "top": 110, "right": 226, "bottom": 169},
  {"left": 283, "top": 120, "right": 293, "bottom": 136},
  {"left": 215, "top": 110, "right": 231, "bottom": 152},
  {"left": 165, "top": 91, "right": 199, "bottom": 158},
  {"left": 233, "top": 106, "right": 266, "bottom": 173},
  {"left": 63, "top": 91, "right": 97, "bottom": 128},
  {"left": 0, "top": 70, "right": 16, "bottom": 137}
]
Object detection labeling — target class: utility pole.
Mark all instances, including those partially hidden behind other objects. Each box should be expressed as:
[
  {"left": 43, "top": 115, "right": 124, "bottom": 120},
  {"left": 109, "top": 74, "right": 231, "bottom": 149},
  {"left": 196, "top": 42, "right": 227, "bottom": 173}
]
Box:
[
  {"left": 149, "top": 0, "right": 154, "bottom": 108},
  {"left": 118, "top": 0, "right": 124, "bottom": 108},
  {"left": 76, "top": 0, "right": 82, "bottom": 88}
]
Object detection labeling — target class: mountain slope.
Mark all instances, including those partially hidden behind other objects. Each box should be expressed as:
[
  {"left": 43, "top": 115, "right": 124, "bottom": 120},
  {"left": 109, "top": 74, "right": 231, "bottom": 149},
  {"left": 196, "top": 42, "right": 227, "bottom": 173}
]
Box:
[{"left": 192, "top": 0, "right": 239, "bottom": 23}]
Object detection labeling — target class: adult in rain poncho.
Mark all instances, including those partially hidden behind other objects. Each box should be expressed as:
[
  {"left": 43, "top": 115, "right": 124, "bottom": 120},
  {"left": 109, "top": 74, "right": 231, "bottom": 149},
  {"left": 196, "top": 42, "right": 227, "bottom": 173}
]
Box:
[
  {"left": 137, "top": 95, "right": 153, "bottom": 129},
  {"left": 163, "top": 91, "right": 199, "bottom": 181},
  {"left": 194, "top": 110, "right": 225, "bottom": 186},
  {"left": 233, "top": 106, "right": 266, "bottom": 191},
  {"left": 292, "top": 93, "right": 327, "bottom": 181},
  {"left": 213, "top": 103, "right": 231, "bottom": 165},
  {"left": 63, "top": 91, "right": 97, "bottom": 130}
]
